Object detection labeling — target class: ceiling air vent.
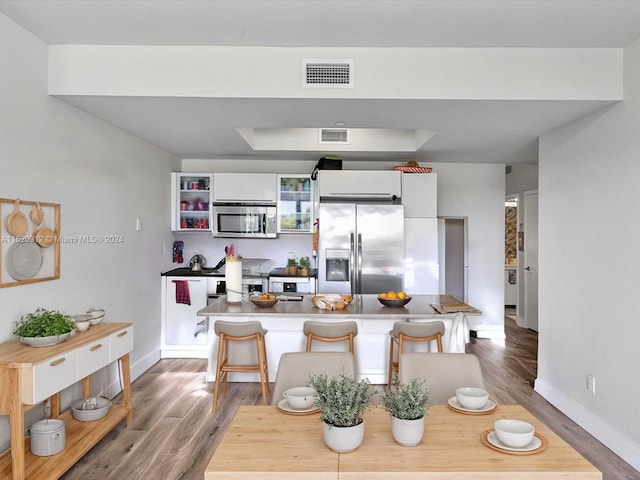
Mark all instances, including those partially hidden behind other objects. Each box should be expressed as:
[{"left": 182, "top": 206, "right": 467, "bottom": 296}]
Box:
[
  {"left": 303, "top": 59, "right": 354, "bottom": 88},
  {"left": 319, "top": 128, "right": 350, "bottom": 144}
]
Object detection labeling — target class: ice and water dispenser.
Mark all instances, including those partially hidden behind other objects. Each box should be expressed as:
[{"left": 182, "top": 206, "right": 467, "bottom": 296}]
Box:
[{"left": 325, "top": 249, "right": 350, "bottom": 282}]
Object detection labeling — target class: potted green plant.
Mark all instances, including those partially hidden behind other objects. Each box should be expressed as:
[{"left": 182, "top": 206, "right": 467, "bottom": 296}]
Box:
[
  {"left": 286, "top": 257, "right": 298, "bottom": 276},
  {"left": 379, "top": 378, "right": 431, "bottom": 446},
  {"left": 298, "top": 256, "right": 310, "bottom": 276},
  {"left": 13, "top": 307, "right": 77, "bottom": 347},
  {"left": 308, "top": 373, "right": 375, "bottom": 453}
]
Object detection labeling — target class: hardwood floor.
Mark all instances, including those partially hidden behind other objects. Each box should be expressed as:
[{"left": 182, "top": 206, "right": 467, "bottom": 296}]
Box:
[{"left": 61, "top": 316, "right": 639, "bottom": 480}]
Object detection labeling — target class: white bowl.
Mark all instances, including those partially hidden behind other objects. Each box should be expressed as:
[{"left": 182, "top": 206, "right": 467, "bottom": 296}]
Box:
[
  {"left": 86, "top": 308, "right": 105, "bottom": 325},
  {"left": 494, "top": 419, "right": 535, "bottom": 448},
  {"left": 73, "top": 314, "right": 93, "bottom": 332},
  {"left": 283, "top": 386, "right": 316, "bottom": 410},
  {"left": 71, "top": 396, "right": 112, "bottom": 422},
  {"left": 455, "top": 387, "right": 489, "bottom": 410}
]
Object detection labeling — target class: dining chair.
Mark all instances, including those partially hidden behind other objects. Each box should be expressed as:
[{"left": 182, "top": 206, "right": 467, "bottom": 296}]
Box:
[
  {"left": 212, "top": 320, "right": 269, "bottom": 413},
  {"left": 398, "top": 352, "right": 485, "bottom": 404},
  {"left": 303, "top": 320, "right": 358, "bottom": 354},
  {"left": 271, "top": 351, "right": 356, "bottom": 405},
  {"left": 388, "top": 320, "right": 444, "bottom": 387}
]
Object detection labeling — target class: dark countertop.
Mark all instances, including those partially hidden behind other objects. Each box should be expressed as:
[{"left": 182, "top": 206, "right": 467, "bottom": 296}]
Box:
[
  {"left": 161, "top": 267, "right": 225, "bottom": 277},
  {"left": 268, "top": 268, "right": 317, "bottom": 278}
]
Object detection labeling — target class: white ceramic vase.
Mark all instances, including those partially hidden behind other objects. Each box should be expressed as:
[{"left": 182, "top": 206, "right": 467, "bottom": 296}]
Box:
[
  {"left": 322, "top": 421, "right": 365, "bottom": 453},
  {"left": 391, "top": 416, "right": 425, "bottom": 447}
]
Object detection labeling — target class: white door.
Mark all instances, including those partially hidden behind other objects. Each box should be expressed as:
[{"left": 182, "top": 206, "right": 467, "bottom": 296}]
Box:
[{"left": 523, "top": 191, "right": 539, "bottom": 331}]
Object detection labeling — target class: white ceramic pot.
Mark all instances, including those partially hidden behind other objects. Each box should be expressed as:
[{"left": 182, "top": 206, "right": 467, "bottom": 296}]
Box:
[
  {"left": 29, "top": 419, "right": 65, "bottom": 456},
  {"left": 322, "top": 421, "right": 365, "bottom": 453},
  {"left": 391, "top": 416, "right": 425, "bottom": 447}
]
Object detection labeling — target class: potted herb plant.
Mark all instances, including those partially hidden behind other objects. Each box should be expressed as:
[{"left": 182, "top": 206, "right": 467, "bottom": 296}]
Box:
[
  {"left": 298, "top": 256, "right": 310, "bottom": 276},
  {"left": 286, "top": 257, "right": 298, "bottom": 276},
  {"left": 379, "top": 378, "right": 431, "bottom": 446},
  {"left": 13, "top": 307, "right": 77, "bottom": 347},
  {"left": 308, "top": 373, "right": 375, "bottom": 453}
]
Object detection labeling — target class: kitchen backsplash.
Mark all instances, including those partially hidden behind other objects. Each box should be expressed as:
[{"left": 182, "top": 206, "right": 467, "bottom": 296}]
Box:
[{"left": 172, "top": 232, "right": 314, "bottom": 272}]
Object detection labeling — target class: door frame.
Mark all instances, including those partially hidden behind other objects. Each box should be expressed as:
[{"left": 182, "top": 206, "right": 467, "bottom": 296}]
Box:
[{"left": 438, "top": 216, "right": 468, "bottom": 301}]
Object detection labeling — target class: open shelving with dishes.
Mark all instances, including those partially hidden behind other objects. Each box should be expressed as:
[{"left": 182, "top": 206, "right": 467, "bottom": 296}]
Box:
[
  {"left": 0, "top": 323, "right": 133, "bottom": 480},
  {"left": 171, "top": 173, "right": 213, "bottom": 231}
]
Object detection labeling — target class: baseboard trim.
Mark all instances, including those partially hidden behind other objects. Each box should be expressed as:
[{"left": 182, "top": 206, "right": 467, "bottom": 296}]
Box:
[
  {"left": 534, "top": 378, "right": 640, "bottom": 472},
  {"left": 105, "top": 349, "right": 160, "bottom": 399}
]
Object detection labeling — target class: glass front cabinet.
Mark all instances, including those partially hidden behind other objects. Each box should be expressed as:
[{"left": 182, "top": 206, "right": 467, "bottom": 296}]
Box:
[
  {"left": 277, "top": 174, "right": 313, "bottom": 233},
  {"left": 171, "top": 172, "right": 213, "bottom": 231}
]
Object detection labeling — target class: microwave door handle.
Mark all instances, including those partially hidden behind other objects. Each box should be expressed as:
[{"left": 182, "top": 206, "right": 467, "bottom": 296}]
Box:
[{"left": 349, "top": 233, "right": 356, "bottom": 296}]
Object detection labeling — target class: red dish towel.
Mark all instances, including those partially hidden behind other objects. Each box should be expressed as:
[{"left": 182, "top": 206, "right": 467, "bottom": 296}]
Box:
[{"left": 173, "top": 280, "right": 191, "bottom": 305}]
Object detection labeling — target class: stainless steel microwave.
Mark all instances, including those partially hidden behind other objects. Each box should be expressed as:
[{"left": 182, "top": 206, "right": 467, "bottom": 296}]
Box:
[{"left": 211, "top": 204, "right": 277, "bottom": 238}]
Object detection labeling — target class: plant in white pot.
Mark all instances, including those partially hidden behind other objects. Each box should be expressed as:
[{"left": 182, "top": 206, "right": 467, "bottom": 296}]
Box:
[
  {"left": 13, "top": 307, "right": 77, "bottom": 347},
  {"left": 379, "top": 378, "right": 431, "bottom": 446},
  {"left": 308, "top": 373, "right": 375, "bottom": 453}
]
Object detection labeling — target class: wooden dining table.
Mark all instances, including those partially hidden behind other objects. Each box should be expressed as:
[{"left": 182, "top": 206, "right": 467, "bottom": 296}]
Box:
[{"left": 204, "top": 404, "right": 602, "bottom": 479}]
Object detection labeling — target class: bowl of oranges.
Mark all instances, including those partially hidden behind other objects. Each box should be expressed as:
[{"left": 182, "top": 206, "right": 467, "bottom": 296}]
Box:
[
  {"left": 377, "top": 290, "right": 411, "bottom": 307},
  {"left": 251, "top": 293, "right": 279, "bottom": 308}
]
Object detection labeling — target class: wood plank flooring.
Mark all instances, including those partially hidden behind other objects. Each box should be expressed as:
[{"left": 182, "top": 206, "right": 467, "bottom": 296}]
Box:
[{"left": 61, "top": 316, "right": 639, "bottom": 480}]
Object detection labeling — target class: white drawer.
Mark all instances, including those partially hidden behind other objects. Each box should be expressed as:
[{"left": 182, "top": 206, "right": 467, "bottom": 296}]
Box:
[
  {"left": 110, "top": 326, "right": 133, "bottom": 361},
  {"left": 23, "top": 351, "right": 78, "bottom": 405},
  {"left": 77, "top": 339, "right": 110, "bottom": 379}
]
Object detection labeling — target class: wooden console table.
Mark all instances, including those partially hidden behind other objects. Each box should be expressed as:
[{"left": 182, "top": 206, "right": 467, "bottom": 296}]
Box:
[{"left": 0, "top": 323, "right": 134, "bottom": 480}]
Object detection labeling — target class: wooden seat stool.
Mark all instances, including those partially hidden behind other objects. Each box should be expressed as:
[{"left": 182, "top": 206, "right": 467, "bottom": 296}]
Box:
[
  {"left": 213, "top": 320, "right": 269, "bottom": 413},
  {"left": 304, "top": 320, "right": 358, "bottom": 354},
  {"left": 388, "top": 320, "right": 444, "bottom": 387}
]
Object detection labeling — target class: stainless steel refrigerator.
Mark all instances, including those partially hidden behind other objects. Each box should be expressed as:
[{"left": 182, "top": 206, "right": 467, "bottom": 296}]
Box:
[{"left": 317, "top": 203, "right": 404, "bottom": 294}]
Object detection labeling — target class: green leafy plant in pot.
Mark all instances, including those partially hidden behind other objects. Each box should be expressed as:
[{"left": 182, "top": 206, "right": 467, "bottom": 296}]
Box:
[
  {"left": 13, "top": 308, "right": 77, "bottom": 347},
  {"left": 298, "top": 256, "right": 310, "bottom": 276},
  {"left": 286, "top": 257, "right": 298, "bottom": 276},
  {"left": 379, "top": 378, "right": 431, "bottom": 446},
  {"left": 308, "top": 373, "right": 375, "bottom": 453}
]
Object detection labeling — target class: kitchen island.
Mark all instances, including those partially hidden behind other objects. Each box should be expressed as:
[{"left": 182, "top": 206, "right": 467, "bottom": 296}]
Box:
[{"left": 197, "top": 294, "right": 480, "bottom": 384}]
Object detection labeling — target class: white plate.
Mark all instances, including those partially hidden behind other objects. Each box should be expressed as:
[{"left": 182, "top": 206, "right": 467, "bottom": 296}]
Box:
[
  {"left": 5, "top": 242, "right": 43, "bottom": 281},
  {"left": 448, "top": 396, "right": 496, "bottom": 413},
  {"left": 277, "top": 398, "right": 319, "bottom": 415},
  {"left": 487, "top": 430, "right": 542, "bottom": 452}
]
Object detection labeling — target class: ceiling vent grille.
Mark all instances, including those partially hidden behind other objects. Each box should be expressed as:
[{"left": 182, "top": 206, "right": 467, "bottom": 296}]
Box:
[
  {"left": 319, "top": 128, "right": 350, "bottom": 144},
  {"left": 303, "top": 59, "right": 354, "bottom": 88}
]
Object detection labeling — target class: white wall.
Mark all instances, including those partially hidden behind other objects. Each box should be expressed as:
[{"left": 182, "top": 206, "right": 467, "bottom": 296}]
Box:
[
  {"left": 0, "top": 13, "right": 177, "bottom": 452},
  {"left": 536, "top": 38, "right": 640, "bottom": 470},
  {"left": 181, "top": 159, "right": 506, "bottom": 337}
]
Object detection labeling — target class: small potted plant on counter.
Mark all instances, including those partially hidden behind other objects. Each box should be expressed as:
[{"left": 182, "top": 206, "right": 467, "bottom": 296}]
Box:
[
  {"left": 287, "top": 257, "right": 298, "bottom": 276},
  {"left": 379, "top": 378, "right": 431, "bottom": 446},
  {"left": 308, "top": 373, "right": 375, "bottom": 453},
  {"left": 298, "top": 256, "right": 310, "bottom": 276}
]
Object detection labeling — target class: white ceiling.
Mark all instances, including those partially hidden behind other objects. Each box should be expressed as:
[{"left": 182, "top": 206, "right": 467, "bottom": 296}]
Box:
[{"left": 2, "top": 0, "right": 640, "bottom": 165}]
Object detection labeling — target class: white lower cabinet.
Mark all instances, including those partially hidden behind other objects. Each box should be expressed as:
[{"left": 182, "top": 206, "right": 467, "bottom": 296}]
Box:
[
  {"left": 162, "top": 276, "right": 209, "bottom": 358},
  {"left": 77, "top": 339, "right": 110, "bottom": 381},
  {"left": 110, "top": 326, "right": 134, "bottom": 361},
  {"left": 25, "top": 351, "right": 79, "bottom": 405}
]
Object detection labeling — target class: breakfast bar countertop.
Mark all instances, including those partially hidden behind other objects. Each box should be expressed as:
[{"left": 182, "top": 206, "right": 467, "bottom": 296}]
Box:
[{"left": 197, "top": 294, "right": 481, "bottom": 319}]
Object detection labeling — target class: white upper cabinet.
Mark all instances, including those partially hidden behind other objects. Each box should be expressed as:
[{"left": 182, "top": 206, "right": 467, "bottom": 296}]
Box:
[
  {"left": 213, "top": 173, "right": 277, "bottom": 203},
  {"left": 402, "top": 172, "right": 437, "bottom": 218},
  {"left": 317, "top": 171, "right": 402, "bottom": 200}
]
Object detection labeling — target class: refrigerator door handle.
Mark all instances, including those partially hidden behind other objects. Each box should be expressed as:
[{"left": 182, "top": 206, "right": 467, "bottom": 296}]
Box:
[
  {"left": 349, "top": 233, "right": 356, "bottom": 295},
  {"left": 357, "top": 233, "right": 363, "bottom": 295}
]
